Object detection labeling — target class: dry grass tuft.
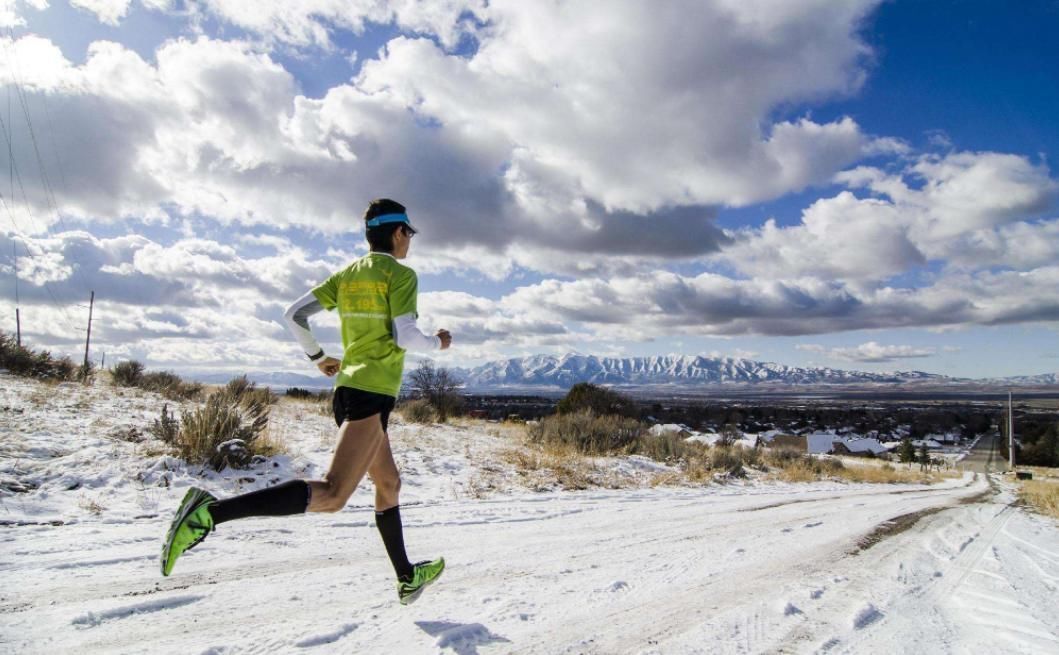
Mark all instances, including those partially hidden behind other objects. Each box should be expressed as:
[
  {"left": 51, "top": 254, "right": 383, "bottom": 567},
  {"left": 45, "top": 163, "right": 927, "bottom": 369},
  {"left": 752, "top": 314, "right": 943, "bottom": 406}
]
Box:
[
  {"left": 1019, "top": 479, "right": 1059, "bottom": 519},
  {"left": 502, "top": 443, "right": 599, "bottom": 491},
  {"left": 761, "top": 450, "right": 959, "bottom": 485},
  {"left": 78, "top": 494, "right": 106, "bottom": 516},
  {"left": 397, "top": 398, "right": 436, "bottom": 424}
]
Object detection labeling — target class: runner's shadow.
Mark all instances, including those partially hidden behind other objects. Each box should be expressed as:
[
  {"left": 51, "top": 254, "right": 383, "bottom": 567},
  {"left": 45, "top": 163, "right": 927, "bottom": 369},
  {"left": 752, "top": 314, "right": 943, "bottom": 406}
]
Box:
[{"left": 415, "top": 621, "right": 510, "bottom": 655}]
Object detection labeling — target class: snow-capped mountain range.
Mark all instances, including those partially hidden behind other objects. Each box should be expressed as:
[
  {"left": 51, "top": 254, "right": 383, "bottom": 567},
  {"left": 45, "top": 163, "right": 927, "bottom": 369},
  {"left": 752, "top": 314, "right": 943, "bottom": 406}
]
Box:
[
  {"left": 189, "top": 354, "right": 1058, "bottom": 391},
  {"left": 457, "top": 353, "right": 946, "bottom": 389}
]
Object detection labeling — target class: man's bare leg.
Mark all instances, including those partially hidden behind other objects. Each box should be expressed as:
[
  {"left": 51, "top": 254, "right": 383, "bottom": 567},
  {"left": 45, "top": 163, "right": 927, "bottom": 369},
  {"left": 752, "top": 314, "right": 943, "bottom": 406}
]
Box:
[
  {"left": 369, "top": 433, "right": 401, "bottom": 511},
  {"left": 368, "top": 433, "right": 415, "bottom": 581},
  {"left": 308, "top": 414, "right": 386, "bottom": 513}
]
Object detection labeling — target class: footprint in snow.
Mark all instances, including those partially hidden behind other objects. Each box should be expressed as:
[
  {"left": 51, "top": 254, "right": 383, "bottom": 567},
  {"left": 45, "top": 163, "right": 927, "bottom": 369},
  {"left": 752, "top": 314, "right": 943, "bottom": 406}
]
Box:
[
  {"left": 804, "top": 521, "right": 823, "bottom": 528},
  {"left": 72, "top": 595, "right": 205, "bottom": 628},
  {"left": 809, "top": 588, "right": 825, "bottom": 600},
  {"left": 851, "top": 603, "right": 883, "bottom": 630},
  {"left": 415, "top": 621, "right": 510, "bottom": 654},
  {"left": 294, "top": 623, "right": 358, "bottom": 648},
  {"left": 780, "top": 601, "right": 803, "bottom": 616}
]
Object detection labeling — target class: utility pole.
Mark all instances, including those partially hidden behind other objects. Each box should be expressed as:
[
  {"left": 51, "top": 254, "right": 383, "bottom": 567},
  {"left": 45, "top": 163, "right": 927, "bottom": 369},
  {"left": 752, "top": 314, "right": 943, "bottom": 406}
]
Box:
[
  {"left": 13, "top": 240, "right": 19, "bottom": 347},
  {"left": 1008, "top": 391, "right": 1015, "bottom": 471},
  {"left": 82, "top": 290, "right": 94, "bottom": 372}
]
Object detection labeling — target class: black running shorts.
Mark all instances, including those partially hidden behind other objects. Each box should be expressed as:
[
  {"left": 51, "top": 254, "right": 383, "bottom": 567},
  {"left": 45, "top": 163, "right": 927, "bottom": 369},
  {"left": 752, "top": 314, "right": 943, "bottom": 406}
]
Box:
[{"left": 332, "top": 386, "right": 396, "bottom": 431}]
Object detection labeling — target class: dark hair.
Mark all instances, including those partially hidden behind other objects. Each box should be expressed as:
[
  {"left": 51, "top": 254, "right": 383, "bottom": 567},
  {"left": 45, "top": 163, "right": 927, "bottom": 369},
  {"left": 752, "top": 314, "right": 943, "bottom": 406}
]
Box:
[{"left": 365, "top": 198, "right": 407, "bottom": 253}]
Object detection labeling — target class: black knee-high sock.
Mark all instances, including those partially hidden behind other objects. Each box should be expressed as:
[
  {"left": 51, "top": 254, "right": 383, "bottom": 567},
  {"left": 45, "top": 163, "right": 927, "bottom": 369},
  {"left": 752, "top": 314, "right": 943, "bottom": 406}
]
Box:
[
  {"left": 375, "top": 506, "right": 414, "bottom": 581},
  {"left": 209, "top": 480, "right": 311, "bottom": 525}
]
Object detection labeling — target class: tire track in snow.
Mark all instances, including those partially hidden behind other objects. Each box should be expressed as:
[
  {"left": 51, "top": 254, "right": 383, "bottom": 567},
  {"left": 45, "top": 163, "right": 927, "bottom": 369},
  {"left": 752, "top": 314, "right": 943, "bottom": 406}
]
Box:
[{"left": 512, "top": 477, "right": 986, "bottom": 654}]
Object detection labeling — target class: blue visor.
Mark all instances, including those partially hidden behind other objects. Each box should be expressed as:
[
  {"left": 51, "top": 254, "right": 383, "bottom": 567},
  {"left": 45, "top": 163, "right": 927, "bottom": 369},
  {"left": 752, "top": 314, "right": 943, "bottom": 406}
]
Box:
[{"left": 365, "top": 213, "right": 417, "bottom": 233}]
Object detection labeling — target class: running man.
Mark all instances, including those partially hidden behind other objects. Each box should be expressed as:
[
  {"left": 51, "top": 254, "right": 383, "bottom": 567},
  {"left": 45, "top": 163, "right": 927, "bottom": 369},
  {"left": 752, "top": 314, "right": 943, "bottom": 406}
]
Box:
[{"left": 161, "top": 198, "right": 452, "bottom": 605}]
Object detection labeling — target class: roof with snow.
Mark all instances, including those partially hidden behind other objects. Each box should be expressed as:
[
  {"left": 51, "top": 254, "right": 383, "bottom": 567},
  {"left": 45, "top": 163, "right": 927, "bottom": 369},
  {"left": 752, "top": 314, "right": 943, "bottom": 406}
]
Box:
[{"left": 836, "top": 438, "right": 889, "bottom": 455}]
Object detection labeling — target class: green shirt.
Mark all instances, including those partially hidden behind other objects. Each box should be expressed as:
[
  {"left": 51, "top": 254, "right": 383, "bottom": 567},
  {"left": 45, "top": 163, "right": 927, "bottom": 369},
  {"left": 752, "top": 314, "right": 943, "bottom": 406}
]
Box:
[{"left": 311, "top": 253, "right": 419, "bottom": 398}]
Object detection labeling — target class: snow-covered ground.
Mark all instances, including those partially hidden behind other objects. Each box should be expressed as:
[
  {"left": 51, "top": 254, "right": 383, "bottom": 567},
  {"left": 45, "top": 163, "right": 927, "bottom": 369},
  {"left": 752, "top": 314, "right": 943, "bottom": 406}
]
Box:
[{"left": 1, "top": 374, "right": 1057, "bottom": 654}]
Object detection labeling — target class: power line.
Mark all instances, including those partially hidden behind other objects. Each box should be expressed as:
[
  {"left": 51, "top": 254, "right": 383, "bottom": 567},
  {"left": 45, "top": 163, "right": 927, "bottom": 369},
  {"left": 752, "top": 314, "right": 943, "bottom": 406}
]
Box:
[
  {"left": 2, "top": 31, "right": 68, "bottom": 235},
  {"left": 1, "top": 32, "right": 100, "bottom": 355},
  {"left": 0, "top": 195, "right": 83, "bottom": 333},
  {"left": 0, "top": 36, "right": 93, "bottom": 333}
]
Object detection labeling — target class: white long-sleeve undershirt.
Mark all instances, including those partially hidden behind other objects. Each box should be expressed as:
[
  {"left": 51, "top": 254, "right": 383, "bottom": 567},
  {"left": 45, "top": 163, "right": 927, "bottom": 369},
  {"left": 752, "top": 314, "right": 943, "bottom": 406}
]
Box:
[
  {"left": 283, "top": 290, "right": 326, "bottom": 357},
  {"left": 282, "top": 291, "right": 441, "bottom": 358},
  {"left": 393, "top": 313, "right": 442, "bottom": 351}
]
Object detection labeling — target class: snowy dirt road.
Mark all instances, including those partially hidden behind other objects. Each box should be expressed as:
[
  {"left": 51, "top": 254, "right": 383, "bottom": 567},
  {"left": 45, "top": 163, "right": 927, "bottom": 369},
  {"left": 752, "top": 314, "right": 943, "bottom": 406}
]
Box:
[
  {"left": 4, "top": 473, "right": 1056, "bottom": 654},
  {"left": 2, "top": 375, "right": 1058, "bottom": 654}
]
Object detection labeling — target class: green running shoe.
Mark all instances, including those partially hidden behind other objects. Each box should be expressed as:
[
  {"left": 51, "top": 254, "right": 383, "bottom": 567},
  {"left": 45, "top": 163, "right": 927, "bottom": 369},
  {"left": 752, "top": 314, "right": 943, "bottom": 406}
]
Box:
[
  {"left": 397, "top": 557, "right": 445, "bottom": 605},
  {"left": 160, "top": 487, "right": 216, "bottom": 577}
]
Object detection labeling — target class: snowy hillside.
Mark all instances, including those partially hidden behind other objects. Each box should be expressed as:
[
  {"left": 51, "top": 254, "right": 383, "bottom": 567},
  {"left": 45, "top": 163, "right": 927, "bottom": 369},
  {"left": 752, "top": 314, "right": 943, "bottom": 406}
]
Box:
[{"left": 1, "top": 374, "right": 1058, "bottom": 654}]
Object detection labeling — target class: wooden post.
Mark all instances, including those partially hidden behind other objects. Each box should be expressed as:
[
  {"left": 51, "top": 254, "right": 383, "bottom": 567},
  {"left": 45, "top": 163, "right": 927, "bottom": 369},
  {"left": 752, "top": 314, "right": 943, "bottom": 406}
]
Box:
[
  {"left": 83, "top": 291, "right": 94, "bottom": 372},
  {"left": 13, "top": 240, "right": 19, "bottom": 347}
]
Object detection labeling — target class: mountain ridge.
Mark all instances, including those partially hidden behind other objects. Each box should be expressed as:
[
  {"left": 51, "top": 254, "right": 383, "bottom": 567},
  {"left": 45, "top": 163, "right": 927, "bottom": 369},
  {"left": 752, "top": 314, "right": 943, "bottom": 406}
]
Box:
[{"left": 185, "top": 354, "right": 1059, "bottom": 391}]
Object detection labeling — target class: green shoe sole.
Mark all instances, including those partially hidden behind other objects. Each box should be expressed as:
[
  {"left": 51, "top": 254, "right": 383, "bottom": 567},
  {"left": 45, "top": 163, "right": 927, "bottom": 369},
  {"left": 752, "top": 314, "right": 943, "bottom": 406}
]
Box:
[
  {"left": 160, "top": 487, "right": 216, "bottom": 577},
  {"left": 398, "top": 557, "right": 445, "bottom": 606}
]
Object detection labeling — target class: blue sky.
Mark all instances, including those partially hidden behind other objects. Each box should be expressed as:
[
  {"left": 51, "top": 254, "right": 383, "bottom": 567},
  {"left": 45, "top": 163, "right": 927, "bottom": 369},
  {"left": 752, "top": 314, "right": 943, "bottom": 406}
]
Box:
[{"left": 1, "top": 0, "right": 1057, "bottom": 378}]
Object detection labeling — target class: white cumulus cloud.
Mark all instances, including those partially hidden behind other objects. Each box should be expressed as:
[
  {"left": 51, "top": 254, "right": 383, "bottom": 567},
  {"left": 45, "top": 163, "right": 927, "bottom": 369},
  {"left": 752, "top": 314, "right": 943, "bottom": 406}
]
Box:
[{"left": 797, "top": 341, "right": 935, "bottom": 363}]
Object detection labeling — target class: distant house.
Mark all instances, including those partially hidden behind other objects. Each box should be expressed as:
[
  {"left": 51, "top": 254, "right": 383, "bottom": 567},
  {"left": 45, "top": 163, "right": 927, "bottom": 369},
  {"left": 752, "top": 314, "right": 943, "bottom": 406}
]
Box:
[
  {"left": 806, "top": 432, "right": 840, "bottom": 455},
  {"left": 831, "top": 438, "right": 888, "bottom": 457}
]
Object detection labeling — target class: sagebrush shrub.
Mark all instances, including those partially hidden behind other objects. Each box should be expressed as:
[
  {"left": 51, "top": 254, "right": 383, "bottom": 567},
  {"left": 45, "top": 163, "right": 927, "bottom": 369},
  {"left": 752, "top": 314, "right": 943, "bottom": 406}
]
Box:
[
  {"left": 140, "top": 370, "right": 204, "bottom": 401},
  {"left": 285, "top": 387, "right": 331, "bottom": 402},
  {"left": 155, "top": 376, "right": 274, "bottom": 471},
  {"left": 110, "top": 360, "right": 144, "bottom": 387},
  {"left": 630, "top": 430, "right": 704, "bottom": 462},
  {"left": 0, "top": 332, "right": 76, "bottom": 381},
  {"left": 225, "top": 375, "right": 277, "bottom": 406},
  {"left": 110, "top": 359, "right": 204, "bottom": 400},
  {"left": 527, "top": 410, "right": 646, "bottom": 455},
  {"left": 399, "top": 398, "right": 436, "bottom": 423},
  {"left": 150, "top": 403, "right": 179, "bottom": 444}
]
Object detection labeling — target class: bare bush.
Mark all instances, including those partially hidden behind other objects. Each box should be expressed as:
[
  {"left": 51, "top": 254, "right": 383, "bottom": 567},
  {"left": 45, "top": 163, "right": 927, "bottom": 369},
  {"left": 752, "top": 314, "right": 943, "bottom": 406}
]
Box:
[{"left": 407, "top": 360, "right": 463, "bottom": 422}]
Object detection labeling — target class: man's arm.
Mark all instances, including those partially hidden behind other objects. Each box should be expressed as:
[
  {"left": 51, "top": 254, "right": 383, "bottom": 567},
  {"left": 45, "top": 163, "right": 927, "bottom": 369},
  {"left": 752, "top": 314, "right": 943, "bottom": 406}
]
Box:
[
  {"left": 283, "top": 290, "right": 327, "bottom": 360},
  {"left": 393, "top": 313, "right": 451, "bottom": 351}
]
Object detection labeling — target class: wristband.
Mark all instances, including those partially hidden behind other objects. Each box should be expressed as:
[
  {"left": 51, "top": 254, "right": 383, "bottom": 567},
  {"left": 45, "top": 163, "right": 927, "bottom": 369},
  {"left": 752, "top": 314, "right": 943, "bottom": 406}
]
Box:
[{"left": 308, "top": 349, "right": 325, "bottom": 361}]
